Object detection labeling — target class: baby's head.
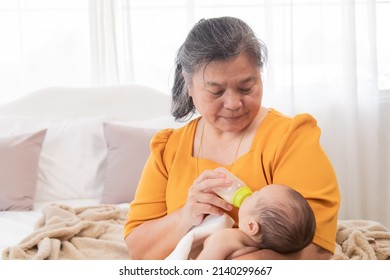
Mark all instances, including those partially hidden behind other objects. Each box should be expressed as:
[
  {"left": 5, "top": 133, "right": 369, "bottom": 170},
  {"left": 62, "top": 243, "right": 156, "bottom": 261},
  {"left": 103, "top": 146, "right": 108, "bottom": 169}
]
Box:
[{"left": 238, "top": 184, "right": 316, "bottom": 253}]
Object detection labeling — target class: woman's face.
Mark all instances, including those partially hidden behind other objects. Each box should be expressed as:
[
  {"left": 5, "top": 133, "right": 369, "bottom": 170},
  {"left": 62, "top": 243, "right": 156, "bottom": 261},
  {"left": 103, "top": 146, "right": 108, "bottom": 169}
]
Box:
[{"left": 187, "top": 52, "right": 263, "bottom": 133}]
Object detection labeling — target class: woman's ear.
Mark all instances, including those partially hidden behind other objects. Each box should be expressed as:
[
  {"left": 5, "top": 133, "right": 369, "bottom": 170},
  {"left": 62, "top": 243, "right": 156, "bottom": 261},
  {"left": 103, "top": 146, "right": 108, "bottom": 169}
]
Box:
[
  {"left": 187, "top": 86, "right": 193, "bottom": 97},
  {"left": 182, "top": 71, "right": 192, "bottom": 97},
  {"left": 247, "top": 220, "right": 260, "bottom": 236}
]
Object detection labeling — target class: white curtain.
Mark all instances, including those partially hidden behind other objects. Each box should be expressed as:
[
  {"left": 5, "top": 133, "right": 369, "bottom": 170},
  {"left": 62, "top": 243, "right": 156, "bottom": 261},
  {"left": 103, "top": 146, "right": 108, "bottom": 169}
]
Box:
[
  {"left": 0, "top": 0, "right": 388, "bottom": 228},
  {"left": 0, "top": 1, "right": 91, "bottom": 104},
  {"left": 89, "top": 0, "right": 134, "bottom": 86}
]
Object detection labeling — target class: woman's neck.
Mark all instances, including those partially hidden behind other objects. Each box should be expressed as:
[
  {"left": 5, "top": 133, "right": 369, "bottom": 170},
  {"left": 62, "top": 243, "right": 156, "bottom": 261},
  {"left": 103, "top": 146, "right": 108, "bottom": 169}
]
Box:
[{"left": 196, "top": 107, "right": 268, "bottom": 165}]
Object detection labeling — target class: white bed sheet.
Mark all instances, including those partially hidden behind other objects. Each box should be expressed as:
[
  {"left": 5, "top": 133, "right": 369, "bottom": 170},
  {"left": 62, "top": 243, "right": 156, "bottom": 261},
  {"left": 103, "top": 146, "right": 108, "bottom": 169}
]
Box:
[{"left": 0, "top": 210, "right": 42, "bottom": 256}]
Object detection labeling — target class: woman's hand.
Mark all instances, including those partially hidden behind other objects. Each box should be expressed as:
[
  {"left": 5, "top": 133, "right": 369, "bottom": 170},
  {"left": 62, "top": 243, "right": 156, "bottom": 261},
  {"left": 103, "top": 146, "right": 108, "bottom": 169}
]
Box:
[
  {"left": 180, "top": 169, "right": 233, "bottom": 227},
  {"left": 126, "top": 169, "right": 234, "bottom": 260}
]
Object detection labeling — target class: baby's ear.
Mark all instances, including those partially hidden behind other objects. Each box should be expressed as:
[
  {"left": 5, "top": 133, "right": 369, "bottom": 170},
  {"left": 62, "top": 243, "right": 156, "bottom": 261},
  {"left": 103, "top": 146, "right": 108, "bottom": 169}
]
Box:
[{"left": 247, "top": 220, "right": 260, "bottom": 236}]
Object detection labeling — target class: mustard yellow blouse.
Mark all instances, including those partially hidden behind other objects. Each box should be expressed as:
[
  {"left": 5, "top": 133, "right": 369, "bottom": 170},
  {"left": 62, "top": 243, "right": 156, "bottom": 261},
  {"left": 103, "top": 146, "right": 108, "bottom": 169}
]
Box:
[{"left": 124, "top": 109, "right": 340, "bottom": 253}]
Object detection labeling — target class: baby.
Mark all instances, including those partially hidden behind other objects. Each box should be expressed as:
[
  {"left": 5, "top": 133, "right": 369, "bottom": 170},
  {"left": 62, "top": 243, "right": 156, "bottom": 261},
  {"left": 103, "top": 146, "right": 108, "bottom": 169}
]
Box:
[{"left": 197, "top": 184, "right": 316, "bottom": 259}]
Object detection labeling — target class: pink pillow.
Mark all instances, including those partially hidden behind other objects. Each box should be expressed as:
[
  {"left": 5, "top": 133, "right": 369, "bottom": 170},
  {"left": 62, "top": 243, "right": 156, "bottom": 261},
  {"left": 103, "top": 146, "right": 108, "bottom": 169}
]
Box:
[
  {"left": 101, "top": 122, "right": 158, "bottom": 204},
  {"left": 0, "top": 129, "right": 47, "bottom": 211}
]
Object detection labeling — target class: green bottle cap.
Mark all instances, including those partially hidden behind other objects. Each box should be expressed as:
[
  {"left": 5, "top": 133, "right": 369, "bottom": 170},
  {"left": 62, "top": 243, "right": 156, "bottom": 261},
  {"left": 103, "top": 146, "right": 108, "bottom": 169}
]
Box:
[{"left": 232, "top": 186, "right": 253, "bottom": 208}]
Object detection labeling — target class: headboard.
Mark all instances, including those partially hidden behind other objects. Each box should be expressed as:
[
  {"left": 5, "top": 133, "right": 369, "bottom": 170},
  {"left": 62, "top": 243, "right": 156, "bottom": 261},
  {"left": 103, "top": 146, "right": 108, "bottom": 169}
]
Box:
[{"left": 0, "top": 84, "right": 171, "bottom": 121}]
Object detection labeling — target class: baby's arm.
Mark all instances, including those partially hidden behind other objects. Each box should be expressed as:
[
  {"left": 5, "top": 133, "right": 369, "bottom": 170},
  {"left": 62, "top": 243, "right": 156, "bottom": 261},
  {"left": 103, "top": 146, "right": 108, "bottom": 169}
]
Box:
[{"left": 196, "top": 228, "right": 247, "bottom": 260}]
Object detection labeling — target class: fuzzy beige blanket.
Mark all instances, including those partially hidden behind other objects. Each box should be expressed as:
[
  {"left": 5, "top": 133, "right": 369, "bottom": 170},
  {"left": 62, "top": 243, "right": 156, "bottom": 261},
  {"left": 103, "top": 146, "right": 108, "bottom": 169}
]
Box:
[
  {"left": 331, "top": 219, "right": 390, "bottom": 260},
  {"left": 3, "top": 204, "right": 390, "bottom": 260},
  {"left": 2, "top": 204, "right": 130, "bottom": 260}
]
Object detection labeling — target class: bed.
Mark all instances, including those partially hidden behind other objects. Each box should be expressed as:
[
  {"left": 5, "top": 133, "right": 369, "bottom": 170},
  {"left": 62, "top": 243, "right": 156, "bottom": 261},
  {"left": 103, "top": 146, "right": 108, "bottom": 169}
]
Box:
[{"left": 0, "top": 85, "right": 389, "bottom": 260}]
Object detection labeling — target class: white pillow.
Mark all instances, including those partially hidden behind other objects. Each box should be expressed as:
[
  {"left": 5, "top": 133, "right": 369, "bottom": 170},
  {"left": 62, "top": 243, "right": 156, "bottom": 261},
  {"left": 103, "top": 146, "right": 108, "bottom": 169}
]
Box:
[{"left": 0, "top": 116, "right": 110, "bottom": 202}]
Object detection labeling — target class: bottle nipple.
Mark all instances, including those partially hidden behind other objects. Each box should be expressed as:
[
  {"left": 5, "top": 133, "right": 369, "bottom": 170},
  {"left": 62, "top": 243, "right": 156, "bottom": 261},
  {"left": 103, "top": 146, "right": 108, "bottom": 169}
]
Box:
[{"left": 232, "top": 186, "right": 253, "bottom": 207}]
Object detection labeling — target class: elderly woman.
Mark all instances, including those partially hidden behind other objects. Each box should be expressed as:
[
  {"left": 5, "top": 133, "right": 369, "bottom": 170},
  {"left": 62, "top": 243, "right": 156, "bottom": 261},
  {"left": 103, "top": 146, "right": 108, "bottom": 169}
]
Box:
[{"left": 124, "top": 16, "right": 340, "bottom": 260}]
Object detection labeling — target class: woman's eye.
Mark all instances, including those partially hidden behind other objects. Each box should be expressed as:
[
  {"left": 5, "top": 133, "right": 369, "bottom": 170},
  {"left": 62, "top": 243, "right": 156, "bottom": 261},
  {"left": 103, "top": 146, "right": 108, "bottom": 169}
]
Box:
[
  {"left": 240, "top": 88, "right": 252, "bottom": 94},
  {"left": 211, "top": 90, "right": 224, "bottom": 96}
]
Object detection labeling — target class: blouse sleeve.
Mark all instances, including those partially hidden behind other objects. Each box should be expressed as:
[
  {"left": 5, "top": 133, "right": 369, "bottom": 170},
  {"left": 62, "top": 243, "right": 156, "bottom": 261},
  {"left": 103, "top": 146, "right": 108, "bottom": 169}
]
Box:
[
  {"left": 124, "top": 128, "right": 174, "bottom": 238},
  {"left": 271, "top": 113, "right": 340, "bottom": 253}
]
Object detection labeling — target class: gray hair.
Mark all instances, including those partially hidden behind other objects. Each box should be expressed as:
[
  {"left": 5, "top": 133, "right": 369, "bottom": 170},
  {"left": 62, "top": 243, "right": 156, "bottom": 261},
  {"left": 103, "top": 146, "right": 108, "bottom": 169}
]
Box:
[{"left": 171, "top": 16, "right": 268, "bottom": 121}]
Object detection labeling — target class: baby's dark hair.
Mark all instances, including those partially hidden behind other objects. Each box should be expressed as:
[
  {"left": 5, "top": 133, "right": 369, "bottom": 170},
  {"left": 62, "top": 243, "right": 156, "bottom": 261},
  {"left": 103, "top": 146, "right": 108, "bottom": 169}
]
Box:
[{"left": 253, "top": 186, "right": 316, "bottom": 254}]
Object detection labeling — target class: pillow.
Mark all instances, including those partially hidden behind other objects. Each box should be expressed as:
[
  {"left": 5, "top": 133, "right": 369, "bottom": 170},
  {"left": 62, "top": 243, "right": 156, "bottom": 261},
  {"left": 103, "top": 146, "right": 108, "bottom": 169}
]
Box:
[
  {"left": 0, "top": 116, "right": 110, "bottom": 202},
  {"left": 101, "top": 122, "right": 159, "bottom": 204},
  {"left": 0, "top": 129, "right": 47, "bottom": 211}
]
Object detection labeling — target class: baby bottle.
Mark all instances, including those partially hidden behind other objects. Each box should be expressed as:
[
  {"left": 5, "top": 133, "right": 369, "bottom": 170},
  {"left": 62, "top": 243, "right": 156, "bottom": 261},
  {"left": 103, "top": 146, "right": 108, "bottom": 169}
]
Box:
[{"left": 214, "top": 167, "right": 253, "bottom": 208}]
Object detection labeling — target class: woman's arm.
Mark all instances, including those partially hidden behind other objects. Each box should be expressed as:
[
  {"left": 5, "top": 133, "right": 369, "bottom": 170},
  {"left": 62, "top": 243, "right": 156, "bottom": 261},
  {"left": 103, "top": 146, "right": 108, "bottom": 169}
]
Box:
[
  {"left": 261, "top": 113, "right": 340, "bottom": 254},
  {"left": 126, "top": 209, "right": 192, "bottom": 260},
  {"left": 232, "top": 243, "right": 331, "bottom": 260}
]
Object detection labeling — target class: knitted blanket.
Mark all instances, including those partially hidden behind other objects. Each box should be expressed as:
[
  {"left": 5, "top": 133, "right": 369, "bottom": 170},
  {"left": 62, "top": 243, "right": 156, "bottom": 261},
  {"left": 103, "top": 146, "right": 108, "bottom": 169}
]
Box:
[
  {"left": 2, "top": 204, "right": 129, "bottom": 260},
  {"left": 331, "top": 219, "right": 390, "bottom": 260}
]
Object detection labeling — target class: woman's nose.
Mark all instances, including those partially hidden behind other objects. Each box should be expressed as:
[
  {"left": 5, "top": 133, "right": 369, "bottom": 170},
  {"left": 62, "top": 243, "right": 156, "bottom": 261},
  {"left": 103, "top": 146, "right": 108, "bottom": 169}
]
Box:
[{"left": 223, "top": 90, "right": 242, "bottom": 111}]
